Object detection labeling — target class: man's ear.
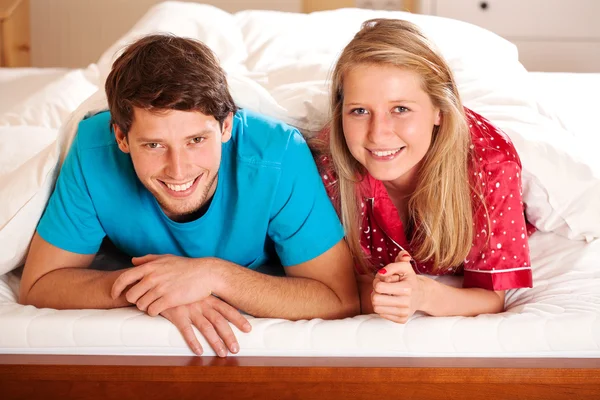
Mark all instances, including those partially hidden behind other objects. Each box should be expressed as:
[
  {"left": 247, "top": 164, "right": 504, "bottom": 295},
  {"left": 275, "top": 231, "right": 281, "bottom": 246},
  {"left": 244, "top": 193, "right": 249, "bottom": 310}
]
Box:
[
  {"left": 114, "top": 124, "right": 130, "bottom": 153},
  {"left": 220, "top": 112, "right": 234, "bottom": 143}
]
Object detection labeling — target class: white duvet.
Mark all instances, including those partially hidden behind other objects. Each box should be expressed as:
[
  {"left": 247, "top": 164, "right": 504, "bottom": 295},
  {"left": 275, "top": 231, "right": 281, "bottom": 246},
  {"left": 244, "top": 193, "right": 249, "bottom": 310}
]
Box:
[{"left": 0, "top": 2, "right": 598, "bottom": 356}]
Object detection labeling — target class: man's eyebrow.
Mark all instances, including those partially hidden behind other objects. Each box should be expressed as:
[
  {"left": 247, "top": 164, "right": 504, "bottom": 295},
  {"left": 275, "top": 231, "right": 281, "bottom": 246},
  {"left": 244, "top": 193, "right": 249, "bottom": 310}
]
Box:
[{"left": 134, "top": 128, "right": 215, "bottom": 142}]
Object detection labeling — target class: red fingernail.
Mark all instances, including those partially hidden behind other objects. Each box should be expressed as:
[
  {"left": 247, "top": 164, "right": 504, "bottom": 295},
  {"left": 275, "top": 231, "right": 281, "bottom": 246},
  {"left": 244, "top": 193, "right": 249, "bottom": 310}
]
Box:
[{"left": 378, "top": 268, "right": 387, "bottom": 275}]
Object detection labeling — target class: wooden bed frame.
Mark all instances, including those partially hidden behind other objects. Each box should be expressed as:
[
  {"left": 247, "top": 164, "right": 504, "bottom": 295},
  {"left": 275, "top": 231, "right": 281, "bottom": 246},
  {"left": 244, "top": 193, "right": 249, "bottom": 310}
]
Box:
[{"left": 1, "top": 355, "right": 599, "bottom": 399}]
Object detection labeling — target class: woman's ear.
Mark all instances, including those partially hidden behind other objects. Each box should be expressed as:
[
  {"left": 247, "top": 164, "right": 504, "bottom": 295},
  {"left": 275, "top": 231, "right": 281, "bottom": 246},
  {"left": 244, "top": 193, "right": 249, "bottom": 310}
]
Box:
[
  {"left": 114, "top": 124, "right": 130, "bottom": 153},
  {"left": 434, "top": 109, "right": 442, "bottom": 126}
]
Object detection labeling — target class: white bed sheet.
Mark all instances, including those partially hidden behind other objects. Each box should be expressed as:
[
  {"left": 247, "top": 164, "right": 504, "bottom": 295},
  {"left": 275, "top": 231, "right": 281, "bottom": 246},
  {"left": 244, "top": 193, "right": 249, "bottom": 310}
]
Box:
[
  {"left": 0, "top": 4, "right": 599, "bottom": 358},
  {"left": 1, "top": 230, "right": 599, "bottom": 357}
]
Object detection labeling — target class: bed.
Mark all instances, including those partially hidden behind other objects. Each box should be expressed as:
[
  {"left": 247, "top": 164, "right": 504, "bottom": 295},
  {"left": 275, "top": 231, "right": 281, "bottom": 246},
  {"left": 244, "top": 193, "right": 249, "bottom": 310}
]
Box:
[{"left": 1, "top": 2, "right": 599, "bottom": 399}]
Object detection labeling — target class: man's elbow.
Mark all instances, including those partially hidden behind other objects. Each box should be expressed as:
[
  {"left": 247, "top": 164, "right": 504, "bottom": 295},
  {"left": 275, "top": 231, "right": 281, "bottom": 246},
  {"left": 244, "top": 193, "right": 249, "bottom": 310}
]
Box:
[
  {"left": 342, "top": 296, "right": 361, "bottom": 318},
  {"left": 330, "top": 292, "right": 360, "bottom": 319},
  {"left": 19, "top": 280, "right": 48, "bottom": 308},
  {"left": 19, "top": 292, "right": 35, "bottom": 307},
  {"left": 18, "top": 286, "right": 40, "bottom": 307}
]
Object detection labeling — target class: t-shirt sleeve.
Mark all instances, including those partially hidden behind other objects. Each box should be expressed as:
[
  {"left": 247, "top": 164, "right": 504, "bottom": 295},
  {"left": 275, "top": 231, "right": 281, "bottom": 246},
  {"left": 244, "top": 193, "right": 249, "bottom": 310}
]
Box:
[
  {"left": 36, "top": 134, "right": 105, "bottom": 254},
  {"left": 463, "top": 160, "right": 533, "bottom": 290},
  {"left": 268, "top": 130, "right": 345, "bottom": 267}
]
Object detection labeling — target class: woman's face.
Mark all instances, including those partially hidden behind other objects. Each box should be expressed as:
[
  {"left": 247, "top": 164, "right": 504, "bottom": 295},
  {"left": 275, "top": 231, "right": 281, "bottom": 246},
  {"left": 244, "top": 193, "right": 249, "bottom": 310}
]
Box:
[{"left": 341, "top": 64, "right": 441, "bottom": 192}]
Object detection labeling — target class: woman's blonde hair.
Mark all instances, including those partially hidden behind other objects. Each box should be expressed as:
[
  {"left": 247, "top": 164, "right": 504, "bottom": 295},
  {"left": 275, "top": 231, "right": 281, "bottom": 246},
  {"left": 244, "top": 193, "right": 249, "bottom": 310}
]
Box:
[{"left": 329, "top": 18, "right": 481, "bottom": 273}]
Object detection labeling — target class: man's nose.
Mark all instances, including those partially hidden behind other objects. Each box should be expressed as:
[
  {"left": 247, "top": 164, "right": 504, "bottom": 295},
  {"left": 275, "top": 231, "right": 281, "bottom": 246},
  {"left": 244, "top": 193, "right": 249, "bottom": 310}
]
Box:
[{"left": 165, "top": 148, "right": 188, "bottom": 180}]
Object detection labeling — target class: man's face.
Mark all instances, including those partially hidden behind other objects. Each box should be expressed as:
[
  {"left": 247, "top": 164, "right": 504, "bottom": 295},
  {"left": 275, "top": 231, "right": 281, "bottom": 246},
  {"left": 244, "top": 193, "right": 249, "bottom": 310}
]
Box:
[{"left": 115, "top": 107, "right": 232, "bottom": 221}]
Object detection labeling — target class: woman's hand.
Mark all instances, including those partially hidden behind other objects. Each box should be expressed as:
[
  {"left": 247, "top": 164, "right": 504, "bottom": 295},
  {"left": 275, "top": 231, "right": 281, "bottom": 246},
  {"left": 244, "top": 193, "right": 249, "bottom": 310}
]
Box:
[
  {"left": 356, "top": 273, "right": 375, "bottom": 314},
  {"left": 371, "top": 251, "right": 426, "bottom": 323}
]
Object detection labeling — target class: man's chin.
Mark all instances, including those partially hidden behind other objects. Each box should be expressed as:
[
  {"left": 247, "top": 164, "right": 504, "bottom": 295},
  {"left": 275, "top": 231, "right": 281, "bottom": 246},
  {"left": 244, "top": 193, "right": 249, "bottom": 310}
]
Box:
[
  {"left": 162, "top": 205, "right": 203, "bottom": 222},
  {"left": 155, "top": 195, "right": 202, "bottom": 220}
]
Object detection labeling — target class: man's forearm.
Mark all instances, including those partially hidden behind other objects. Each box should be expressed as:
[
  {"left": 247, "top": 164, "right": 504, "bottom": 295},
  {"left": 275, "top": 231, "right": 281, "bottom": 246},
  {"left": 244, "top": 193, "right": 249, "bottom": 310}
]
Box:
[
  {"left": 21, "top": 268, "right": 131, "bottom": 310},
  {"left": 211, "top": 260, "right": 358, "bottom": 320}
]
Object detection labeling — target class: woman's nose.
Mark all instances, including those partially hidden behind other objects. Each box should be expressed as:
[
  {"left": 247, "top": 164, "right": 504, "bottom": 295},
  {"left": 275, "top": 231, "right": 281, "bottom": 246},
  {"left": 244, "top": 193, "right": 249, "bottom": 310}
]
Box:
[{"left": 368, "top": 112, "right": 394, "bottom": 141}]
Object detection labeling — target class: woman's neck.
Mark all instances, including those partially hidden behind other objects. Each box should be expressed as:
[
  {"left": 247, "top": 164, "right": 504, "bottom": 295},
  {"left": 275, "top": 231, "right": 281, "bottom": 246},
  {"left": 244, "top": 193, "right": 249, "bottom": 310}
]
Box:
[
  {"left": 381, "top": 165, "right": 419, "bottom": 202},
  {"left": 381, "top": 167, "right": 419, "bottom": 233}
]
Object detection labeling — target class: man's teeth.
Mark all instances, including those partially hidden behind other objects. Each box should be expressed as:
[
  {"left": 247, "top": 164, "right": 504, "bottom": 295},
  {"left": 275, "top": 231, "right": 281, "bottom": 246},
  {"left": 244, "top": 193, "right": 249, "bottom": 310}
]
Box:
[
  {"left": 165, "top": 180, "right": 194, "bottom": 192},
  {"left": 372, "top": 148, "right": 401, "bottom": 157}
]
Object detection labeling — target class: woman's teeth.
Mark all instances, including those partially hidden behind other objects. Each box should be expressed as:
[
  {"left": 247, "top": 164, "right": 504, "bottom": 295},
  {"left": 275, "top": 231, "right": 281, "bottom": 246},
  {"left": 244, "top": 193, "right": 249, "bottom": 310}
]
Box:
[{"left": 371, "top": 148, "right": 402, "bottom": 157}]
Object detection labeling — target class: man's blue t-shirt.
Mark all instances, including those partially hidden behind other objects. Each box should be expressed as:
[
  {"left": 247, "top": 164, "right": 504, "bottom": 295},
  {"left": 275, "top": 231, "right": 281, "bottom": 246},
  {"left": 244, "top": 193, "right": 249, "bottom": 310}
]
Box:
[{"left": 37, "top": 109, "right": 344, "bottom": 269}]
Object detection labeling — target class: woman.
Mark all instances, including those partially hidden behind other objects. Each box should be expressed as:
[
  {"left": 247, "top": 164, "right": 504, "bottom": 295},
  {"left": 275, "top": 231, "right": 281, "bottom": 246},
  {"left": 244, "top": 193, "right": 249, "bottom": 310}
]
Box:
[{"left": 317, "top": 18, "right": 534, "bottom": 322}]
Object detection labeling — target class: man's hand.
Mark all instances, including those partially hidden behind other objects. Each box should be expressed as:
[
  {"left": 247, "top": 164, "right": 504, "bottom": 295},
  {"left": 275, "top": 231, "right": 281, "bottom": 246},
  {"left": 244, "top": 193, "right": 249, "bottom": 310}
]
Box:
[
  {"left": 111, "top": 254, "right": 215, "bottom": 316},
  {"left": 161, "top": 296, "right": 252, "bottom": 357}
]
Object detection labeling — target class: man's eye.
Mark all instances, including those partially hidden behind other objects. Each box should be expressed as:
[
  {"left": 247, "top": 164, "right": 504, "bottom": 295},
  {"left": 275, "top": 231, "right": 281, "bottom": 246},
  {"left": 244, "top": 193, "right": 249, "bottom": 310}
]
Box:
[
  {"left": 146, "top": 143, "right": 160, "bottom": 149},
  {"left": 351, "top": 108, "right": 368, "bottom": 115},
  {"left": 191, "top": 137, "right": 205, "bottom": 144}
]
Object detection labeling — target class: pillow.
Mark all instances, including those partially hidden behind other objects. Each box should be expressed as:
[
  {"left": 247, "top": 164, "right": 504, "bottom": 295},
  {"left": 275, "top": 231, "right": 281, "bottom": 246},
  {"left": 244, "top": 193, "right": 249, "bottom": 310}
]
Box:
[
  {"left": 233, "top": 8, "right": 522, "bottom": 133},
  {"left": 0, "top": 126, "right": 59, "bottom": 275},
  {"left": 96, "top": 1, "right": 249, "bottom": 84},
  {"left": 0, "top": 67, "right": 99, "bottom": 130}
]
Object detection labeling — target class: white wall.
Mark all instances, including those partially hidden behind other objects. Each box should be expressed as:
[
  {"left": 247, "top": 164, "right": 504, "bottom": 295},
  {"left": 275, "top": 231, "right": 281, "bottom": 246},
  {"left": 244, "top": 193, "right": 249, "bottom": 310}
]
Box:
[{"left": 30, "top": 0, "right": 302, "bottom": 67}]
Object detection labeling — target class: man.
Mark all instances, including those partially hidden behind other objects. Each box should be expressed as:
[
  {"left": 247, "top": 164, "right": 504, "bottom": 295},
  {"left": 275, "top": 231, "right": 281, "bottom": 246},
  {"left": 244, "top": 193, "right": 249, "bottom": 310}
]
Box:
[{"left": 19, "top": 35, "right": 359, "bottom": 357}]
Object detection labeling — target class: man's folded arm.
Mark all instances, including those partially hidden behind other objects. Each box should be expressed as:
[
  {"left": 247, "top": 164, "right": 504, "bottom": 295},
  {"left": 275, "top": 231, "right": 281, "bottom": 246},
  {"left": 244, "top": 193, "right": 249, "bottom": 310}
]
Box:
[
  {"left": 211, "top": 239, "right": 360, "bottom": 320},
  {"left": 19, "top": 233, "right": 131, "bottom": 309}
]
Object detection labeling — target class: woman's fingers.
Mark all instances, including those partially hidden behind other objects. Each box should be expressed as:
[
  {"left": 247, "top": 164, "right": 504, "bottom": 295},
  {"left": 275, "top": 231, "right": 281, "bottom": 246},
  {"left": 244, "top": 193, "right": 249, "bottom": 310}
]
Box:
[
  {"left": 372, "top": 304, "right": 410, "bottom": 318},
  {"left": 379, "top": 313, "right": 410, "bottom": 324},
  {"left": 377, "top": 260, "right": 413, "bottom": 278},
  {"left": 394, "top": 250, "right": 412, "bottom": 263},
  {"left": 373, "top": 280, "right": 411, "bottom": 296},
  {"left": 381, "top": 274, "right": 402, "bottom": 284},
  {"left": 371, "top": 292, "right": 410, "bottom": 308}
]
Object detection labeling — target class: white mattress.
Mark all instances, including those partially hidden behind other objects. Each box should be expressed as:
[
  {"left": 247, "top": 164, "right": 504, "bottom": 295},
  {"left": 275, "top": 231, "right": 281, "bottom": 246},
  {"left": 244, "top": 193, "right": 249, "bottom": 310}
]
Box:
[{"left": 1, "top": 230, "right": 599, "bottom": 357}]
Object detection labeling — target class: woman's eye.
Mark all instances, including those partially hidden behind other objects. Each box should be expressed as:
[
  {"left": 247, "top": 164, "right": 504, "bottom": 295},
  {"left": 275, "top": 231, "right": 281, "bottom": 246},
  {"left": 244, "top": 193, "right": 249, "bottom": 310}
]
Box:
[
  {"left": 394, "top": 106, "right": 409, "bottom": 113},
  {"left": 191, "top": 137, "right": 205, "bottom": 144},
  {"left": 351, "top": 108, "right": 368, "bottom": 115}
]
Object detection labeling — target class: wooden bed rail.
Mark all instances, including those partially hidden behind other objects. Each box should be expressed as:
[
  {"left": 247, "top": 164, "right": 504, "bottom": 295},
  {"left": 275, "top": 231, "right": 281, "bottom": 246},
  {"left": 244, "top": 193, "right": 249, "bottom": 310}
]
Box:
[{"left": 1, "top": 355, "right": 599, "bottom": 399}]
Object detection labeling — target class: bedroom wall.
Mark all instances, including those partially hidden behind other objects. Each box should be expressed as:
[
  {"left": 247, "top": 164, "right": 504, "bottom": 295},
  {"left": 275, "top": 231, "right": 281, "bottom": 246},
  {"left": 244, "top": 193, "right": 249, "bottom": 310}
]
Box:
[{"left": 30, "top": 0, "right": 302, "bottom": 68}]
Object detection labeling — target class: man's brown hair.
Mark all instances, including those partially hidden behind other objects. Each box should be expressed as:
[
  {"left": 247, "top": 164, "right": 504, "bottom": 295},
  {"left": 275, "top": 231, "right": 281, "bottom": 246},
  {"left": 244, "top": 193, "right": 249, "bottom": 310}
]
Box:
[{"left": 105, "top": 34, "right": 238, "bottom": 134}]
